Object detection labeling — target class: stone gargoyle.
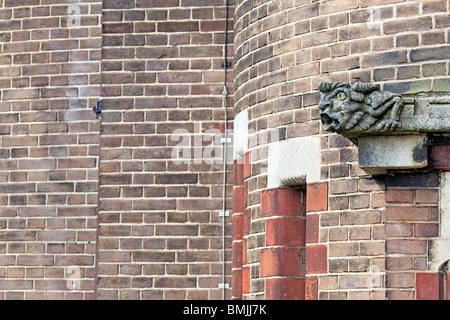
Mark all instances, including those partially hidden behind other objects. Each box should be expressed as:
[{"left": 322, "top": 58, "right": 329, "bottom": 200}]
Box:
[{"left": 318, "top": 82, "right": 404, "bottom": 133}]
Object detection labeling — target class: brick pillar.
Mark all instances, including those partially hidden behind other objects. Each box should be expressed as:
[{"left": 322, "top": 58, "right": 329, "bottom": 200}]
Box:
[
  {"left": 305, "top": 182, "right": 328, "bottom": 300},
  {"left": 240, "top": 152, "right": 251, "bottom": 298},
  {"left": 232, "top": 159, "right": 244, "bottom": 299},
  {"left": 260, "top": 188, "right": 306, "bottom": 300},
  {"left": 416, "top": 273, "right": 440, "bottom": 300},
  {"left": 416, "top": 268, "right": 450, "bottom": 300}
]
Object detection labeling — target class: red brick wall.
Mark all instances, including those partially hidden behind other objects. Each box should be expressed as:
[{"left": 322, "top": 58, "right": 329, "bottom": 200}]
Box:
[
  {"left": 0, "top": 0, "right": 102, "bottom": 299},
  {"left": 97, "top": 0, "right": 235, "bottom": 300}
]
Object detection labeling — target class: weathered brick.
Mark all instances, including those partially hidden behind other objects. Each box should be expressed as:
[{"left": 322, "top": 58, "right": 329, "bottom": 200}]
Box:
[
  {"left": 361, "top": 50, "right": 407, "bottom": 67},
  {"left": 261, "top": 247, "right": 302, "bottom": 277},
  {"left": 306, "top": 245, "right": 328, "bottom": 273},
  {"left": 384, "top": 16, "right": 432, "bottom": 34},
  {"left": 410, "top": 46, "right": 450, "bottom": 62}
]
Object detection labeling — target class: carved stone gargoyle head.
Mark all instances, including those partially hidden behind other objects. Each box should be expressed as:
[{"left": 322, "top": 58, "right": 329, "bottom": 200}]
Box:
[{"left": 318, "top": 82, "right": 404, "bottom": 133}]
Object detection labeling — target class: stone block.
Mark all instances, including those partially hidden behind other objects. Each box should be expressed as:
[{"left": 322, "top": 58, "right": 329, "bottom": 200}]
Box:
[
  {"left": 358, "top": 135, "right": 428, "bottom": 174},
  {"left": 267, "top": 136, "right": 321, "bottom": 187}
]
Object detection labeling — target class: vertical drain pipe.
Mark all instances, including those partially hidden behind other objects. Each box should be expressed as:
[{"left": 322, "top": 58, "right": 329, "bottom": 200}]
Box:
[{"left": 221, "top": 0, "right": 230, "bottom": 301}]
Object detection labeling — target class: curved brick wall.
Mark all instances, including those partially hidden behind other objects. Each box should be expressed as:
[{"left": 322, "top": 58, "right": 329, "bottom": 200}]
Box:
[{"left": 232, "top": 0, "right": 449, "bottom": 300}]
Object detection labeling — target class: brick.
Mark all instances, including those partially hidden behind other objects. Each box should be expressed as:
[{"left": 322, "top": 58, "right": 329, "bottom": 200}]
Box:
[
  {"left": 0, "top": 231, "right": 36, "bottom": 241},
  {"left": 384, "top": 16, "right": 432, "bottom": 34},
  {"left": 306, "top": 245, "right": 327, "bottom": 273},
  {"left": 422, "top": 0, "right": 447, "bottom": 13},
  {"left": 232, "top": 269, "right": 242, "bottom": 298},
  {"left": 306, "top": 214, "right": 319, "bottom": 244},
  {"left": 386, "top": 223, "right": 413, "bottom": 237},
  {"left": 103, "top": 0, "right": 136, "bottom": 9},
  {"left": 16, "top": 255, "right": 54, "bottom": 266},
  {"left": 18, "top": 207, "right": 56, "bottom": 217},
  {"left": 431, "top": 145, "right": 450, "bottom": 169},
  {"left": 261, "top": 188, "right": 303, "bottom": 217},
  {"left": 233, "top": 161, "right": 244, "bottom": 186},
  {"left": 232, "top": 241, "right": 243, "bottom": 268},
  {"left": 133, "top": 251, "right": 175, "bottom": 263},
  {"left": 243, "top": 152, "right": 251, "bottom": 179},
  {"left": 288, "top": 3, "right": 319, "bottom": 22},
  {"left": 266, "top": 218, "right": 306, "bottom": 246},
  {"left": 260, "top": 247, "right": 302, "bottom": 277},
  {"left": 415, "top": 223, "right": 439, "bottom": 237},
  {"left": 386, "top": 240, "right": 427, "bottom": 254},
  {"left": 265, "top": 278, "right": 305, "bottom": 300},
  {"left": 361, "top": 50, "right": 407, "bottom": 67},
  {"left": 319, "top": 0, "right": 358, "bottom": 15},
  {"left": 415, "top": 189, "right": 439, "bottom": 204},
  {"left": 386, "top": 173, "right": 440, "bottom": 188},
  {"left": 436, "top": 14, "right": 450, "bottom": 28},
  {"left": 416, "top": 273, "right": 440, "bottom": 300},
  {"left": 306, "top": 182, "right": 328, "bottom": 212},
  {"left": 410, "top": 46, "right": 450, "bottom": 62},
  {"left": 0, "top": 280, "right": 33, "bottom": 290},
  {"left": 329, "top": 179, "right": 357, "bottom": 195},
  {"left": 386, "top": 189, "right": 414, "bottom": 203},
  {"left": 136, "top": 0, "right": 180, "bottom": 7},
  {"left": 329, "top": 242, "right": 359, "bottom": 257},
  {"left": 305, "top": 276, "right": 318, "bottom": 300},
  {"left": 177, "top": 251, "right": 219, "bottom": 262},
  {"left": 233, "top": 186, "right": 245, "bottom": 214},
  {"left": 3, "top": 89, "right": 39, "bottom": 101},
  {"left": 339, "top": 275, "right": 373, "bottom": 289},
  {"left": 19, "top": 159, "right": 56, "bottom": 170},
  {"left": 340, "top": 210, "right": 381, "bottom": 225},
  {"left": 158, "top": 21, "right": 198, "bottom": 33},
  {"left": 385, "top": 206, "right": 429, "bottom": 222}
]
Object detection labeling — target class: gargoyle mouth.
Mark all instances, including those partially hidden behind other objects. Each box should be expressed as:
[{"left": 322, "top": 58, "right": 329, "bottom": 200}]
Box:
[{"left": 320, "top": 112, "right": 341, "bottom": 131}]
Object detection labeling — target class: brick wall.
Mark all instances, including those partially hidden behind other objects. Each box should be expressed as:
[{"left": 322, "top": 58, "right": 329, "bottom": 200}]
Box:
[
  {"left": 0, "top": 0, "right": 235, "bottom": 300},
  {"left": 385, "top": 173, "right": 440, "bottom": 299},
  {"left": 0, "top": 0, "right": 102, "bottom": 299},
  {"left": 97, "top": 0, "right": 235, "bottom": 300},
  {"left": 233, "top": 0, "right": 450, "bottom": 300},
  {"left": 0, "top": 0, "right": 449, "bottom": 300}
]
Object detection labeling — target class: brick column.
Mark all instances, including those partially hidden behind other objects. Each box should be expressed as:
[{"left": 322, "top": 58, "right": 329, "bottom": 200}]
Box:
[
  {"left": 305, "top": 182, "right": 328, "bottom": 300},
  {"left": 260, "top": 188, "right": 306, "bottom": 300},
  {"left": 416, "top": 273, "right": 441, "bottom": 300},
  {"left": 241, "top": 152, "right": 251, "bottom": 298},
  {"left": 232, "top": 159, "right": 244, "bottom": 299}
]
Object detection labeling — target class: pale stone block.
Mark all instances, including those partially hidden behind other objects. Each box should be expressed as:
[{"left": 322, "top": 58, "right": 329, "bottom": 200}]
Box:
[
  {"left": 358, "top": 135, "right": 428, "bottom": 175},
  {"left": 267, "top": 136, "right": 321, "bottom": 188}
]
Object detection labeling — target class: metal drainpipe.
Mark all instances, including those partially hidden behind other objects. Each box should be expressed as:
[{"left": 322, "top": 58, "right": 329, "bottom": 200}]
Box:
[{"left": 221, "top": 0, "right": 230, "bottom": 301}]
